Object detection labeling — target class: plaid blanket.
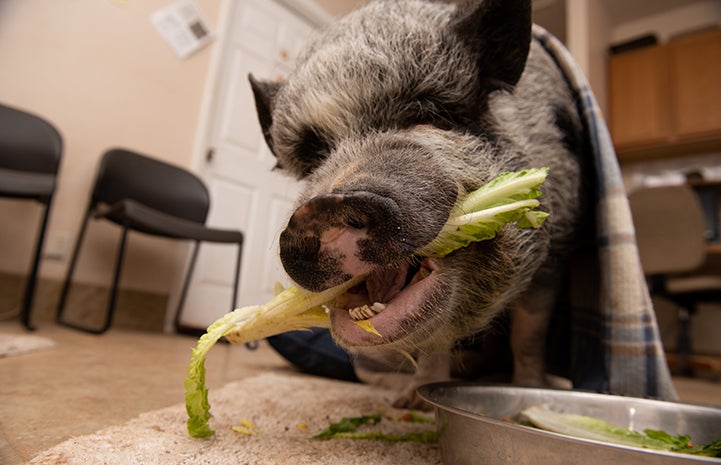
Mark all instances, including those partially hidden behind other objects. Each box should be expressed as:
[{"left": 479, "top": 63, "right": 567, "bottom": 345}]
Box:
[{"left": 533, "top": 25, "right": 677, "bottom": 400}]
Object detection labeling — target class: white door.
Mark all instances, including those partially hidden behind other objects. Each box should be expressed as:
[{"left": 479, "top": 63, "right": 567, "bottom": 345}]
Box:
[{"left": 176, "top": 0, "right": 328, "bottom": 329}]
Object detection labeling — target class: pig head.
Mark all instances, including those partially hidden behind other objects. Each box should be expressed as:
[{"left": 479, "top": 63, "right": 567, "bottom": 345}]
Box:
[{"left": 249, "top": 0, "right": 589, "bottom": 388}]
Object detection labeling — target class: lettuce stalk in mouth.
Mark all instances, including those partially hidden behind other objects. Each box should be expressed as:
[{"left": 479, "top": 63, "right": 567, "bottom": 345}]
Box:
[{"left": 185, "top": 167, "right": 549, "bottom": 438}]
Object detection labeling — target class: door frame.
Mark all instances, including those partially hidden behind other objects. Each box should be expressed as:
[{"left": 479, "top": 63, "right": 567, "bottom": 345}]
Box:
[
  {"left": 164, "top": 0, "right": 333, "bottom": 331},
  {"left": 190, "top": 0, "right": 332, "bottom": 173}
]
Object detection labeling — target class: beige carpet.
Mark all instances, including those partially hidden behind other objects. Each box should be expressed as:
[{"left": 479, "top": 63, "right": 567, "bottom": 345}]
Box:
[
  {"left": 26, "top": 372, "right": 443, "bottom": 464},
  {"left": 0, "top": 332, "right": 55, "bottom": 358}
]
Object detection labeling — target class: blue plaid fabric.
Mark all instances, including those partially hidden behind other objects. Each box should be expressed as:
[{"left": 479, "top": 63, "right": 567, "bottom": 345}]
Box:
[{"left": 533, "top": 25, "right": 677, "bottom": 400}]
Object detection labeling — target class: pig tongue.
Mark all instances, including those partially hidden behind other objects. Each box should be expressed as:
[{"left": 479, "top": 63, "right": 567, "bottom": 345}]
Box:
[
  {"left": 330, "top": 258, "right": 439, "bottom": 346},
  {"left": 365, "top": 265, "right": 410, "bottom": 304}
]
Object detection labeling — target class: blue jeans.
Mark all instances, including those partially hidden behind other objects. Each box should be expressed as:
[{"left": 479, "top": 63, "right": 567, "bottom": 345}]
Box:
[{"left": 267, "top": 328, "right": 359, "bottom": 382}]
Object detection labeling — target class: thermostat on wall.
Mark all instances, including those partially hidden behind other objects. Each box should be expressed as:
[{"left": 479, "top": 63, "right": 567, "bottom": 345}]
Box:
[{"left": 151, "top": 0, "right": 213, "bottom": 59}]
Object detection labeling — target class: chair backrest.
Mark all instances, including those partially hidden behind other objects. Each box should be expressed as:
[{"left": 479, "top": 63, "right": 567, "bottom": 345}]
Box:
[
  {"left": 93, "top": 148, "right": 210, "bottom": 224},
  {"left": 628, "top": 184, "right": 707, "bottom": 275},
  {"left": 0, "top": 103, "right": 62, "bottom": 174}
]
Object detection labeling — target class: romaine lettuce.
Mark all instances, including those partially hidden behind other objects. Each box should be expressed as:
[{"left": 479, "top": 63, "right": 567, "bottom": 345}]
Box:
[{"left": 522, "top": 404, "right": 721, "bottom": 458}]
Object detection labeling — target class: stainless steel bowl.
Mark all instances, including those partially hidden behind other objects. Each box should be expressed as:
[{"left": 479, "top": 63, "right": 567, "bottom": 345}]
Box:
[{"left": 417, "top": 383, "right": 721, "bottom": 465}]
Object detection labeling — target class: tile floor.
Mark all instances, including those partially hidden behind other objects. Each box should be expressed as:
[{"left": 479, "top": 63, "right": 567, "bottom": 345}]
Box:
[{"left": 1, "top": 321, "right": 720, "bottom": 465}]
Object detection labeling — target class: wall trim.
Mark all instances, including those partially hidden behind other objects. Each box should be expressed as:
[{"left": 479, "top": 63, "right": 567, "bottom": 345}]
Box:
[
  {"left": 175, "top": 0, "right": 332, "bottom": 332},
  {"left": 273, "top": 0, "right": 334, "bottom": 27}
]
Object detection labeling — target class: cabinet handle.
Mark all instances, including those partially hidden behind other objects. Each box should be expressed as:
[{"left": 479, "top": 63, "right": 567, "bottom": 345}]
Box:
[{"left": 206, "top": 147, "right": 215, "bottom": 162}]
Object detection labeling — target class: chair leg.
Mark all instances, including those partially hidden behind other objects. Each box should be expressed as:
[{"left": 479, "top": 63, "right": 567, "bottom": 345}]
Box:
[
  {"left": 231, "top": 241, "right": 242, "bottom": 311},
  {"left": 676, "top": 305, "right": 694, "bottom": 377},
  {"left": 56, "top": 208, "right": 92, "bottom": 328},
  {"left": 57, "top": 210, "right": 129, "bottom": 334},
  {"left": 173, "top": 240, "right": 242, "bottom": 333},
  {"left": 100, "top": 224, "right": 130, "bottom": 334},
  {"left": 20, "top": 200, "right": 53, "bottom": 331},
  {"left": 173, "top": 241, "right": 200, "bottom": 331}
]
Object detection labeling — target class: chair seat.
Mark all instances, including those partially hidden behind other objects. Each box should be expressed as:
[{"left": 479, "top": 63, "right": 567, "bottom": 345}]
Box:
[
  {"left": 666, "top": 274, "right": 721, "bottom": 294},
  {"left": 0, "top": 167, "right": 55, "bottom": 199},
  {"left": 57, "top": 148, "right": 245, "bottom": 334},
  {"left": 95, "top": 199, "right": 243, "bottom": 243}
]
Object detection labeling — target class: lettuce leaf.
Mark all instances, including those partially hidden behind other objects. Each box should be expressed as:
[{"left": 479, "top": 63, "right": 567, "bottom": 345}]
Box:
[
  {"left": 416, "top": 168, "right": 549, "bottom": 257},
  {"left": 313, "top": 413, "right": 439, "bottom": 443},
  {"left": 185, "top": 277, "right": 362, "bottom": 438},
  {"left": 522, "top": 405, "right": 721, "bottom": 457}
]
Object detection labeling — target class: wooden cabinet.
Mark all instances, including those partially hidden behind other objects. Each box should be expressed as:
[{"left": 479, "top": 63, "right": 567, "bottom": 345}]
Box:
[
  {"left": 608, "top": 27, "right": 721, "bottom": 162},
  {"left": 670, "top": 29, "right": 721, "bottom": 139},
  {"left": 608, "top": 44, "right": 671, "bottom": 148}
]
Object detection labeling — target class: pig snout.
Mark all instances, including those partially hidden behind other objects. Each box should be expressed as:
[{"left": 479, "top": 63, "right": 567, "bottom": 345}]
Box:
[{"left": 279, "top": 191, "right": 414, "bottom": 292}]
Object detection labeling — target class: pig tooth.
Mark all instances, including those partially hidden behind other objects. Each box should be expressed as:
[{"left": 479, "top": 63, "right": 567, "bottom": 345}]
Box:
[
  {"left": 371, "top": 302, "right": 386, "bottom": 313},
  {"left": 349, "top": 305, "right": 372, "bottom": 321},
  {"left": 348, "top": 307, "right": 361, "bottom": 321},
  {"left": 361, "top": 305, "right": 377, "bottom": 318},
  {"left": 348, "top": 303, "right": 386, "bottom": 321}
]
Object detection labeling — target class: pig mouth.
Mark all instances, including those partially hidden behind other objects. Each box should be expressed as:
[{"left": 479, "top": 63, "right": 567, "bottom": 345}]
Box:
[{"left": 329, "top": 256, "right": 443, "bottom": 348}]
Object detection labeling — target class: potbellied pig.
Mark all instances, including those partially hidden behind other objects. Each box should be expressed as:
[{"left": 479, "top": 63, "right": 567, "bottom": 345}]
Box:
[{"left": 250, "top": 0, "right": 592, "bottom": 406}]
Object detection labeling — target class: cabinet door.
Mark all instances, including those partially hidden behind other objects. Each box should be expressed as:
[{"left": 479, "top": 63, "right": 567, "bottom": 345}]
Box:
[
  {"left": 608, "top": 44, "right": 671, "bottom": 148},
  {"left": 669, "top": 28, "right": 721, "bottom": 140}
]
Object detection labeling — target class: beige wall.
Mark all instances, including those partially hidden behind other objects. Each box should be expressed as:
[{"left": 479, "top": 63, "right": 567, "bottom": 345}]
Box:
[
  {"left": 0, "top": 0, "right": 370, "bottom": 296},
  {"left": 611, "top": 1, "right": 721, "bottom": 44},
  {"left": 313, "top": 0, "right": 367, "bottom": 18},
  {"left": 0, "top": 0, "right": 222, "bottom": 293}
]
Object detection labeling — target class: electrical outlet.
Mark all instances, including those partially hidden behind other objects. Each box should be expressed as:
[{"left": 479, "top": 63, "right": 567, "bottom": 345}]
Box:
[{"left": 43, "top": 233, "right": 71, "bottom": 261}]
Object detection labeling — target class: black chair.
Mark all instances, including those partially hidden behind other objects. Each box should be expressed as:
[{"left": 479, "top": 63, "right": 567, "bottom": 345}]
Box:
[
  {"left": 0, "top": 103, "right": 63, "bottom": 330},
  {"left": 56, "top": 148, "right": 243, "bottom": 334}
]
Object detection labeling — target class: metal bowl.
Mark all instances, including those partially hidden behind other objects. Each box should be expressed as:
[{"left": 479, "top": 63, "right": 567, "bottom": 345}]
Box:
[{"left": 417, "top": 383, "right": 721, "bottom": 465}]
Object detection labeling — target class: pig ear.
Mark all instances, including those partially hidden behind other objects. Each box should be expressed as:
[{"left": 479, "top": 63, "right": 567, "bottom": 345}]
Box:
[
  {"left": 450, "top": 0, "right": 532, "bottom": 92},
  {"left": 248, "top": 74, "right": 281, "bottom": 156}
]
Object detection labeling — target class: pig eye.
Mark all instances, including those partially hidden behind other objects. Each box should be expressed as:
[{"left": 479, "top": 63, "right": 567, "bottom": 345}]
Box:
[
  {"left": 410, "top": 110, "right": 455, "bottom": 131},
  {"left": 346, "top": 216, "right": 366, "bottom": 229},
  {"left": 402, "top": 97, "right": 457, "bottom": 132},
  {"left": 293, "top": 126, "right": 331, "bottom": 177}
]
